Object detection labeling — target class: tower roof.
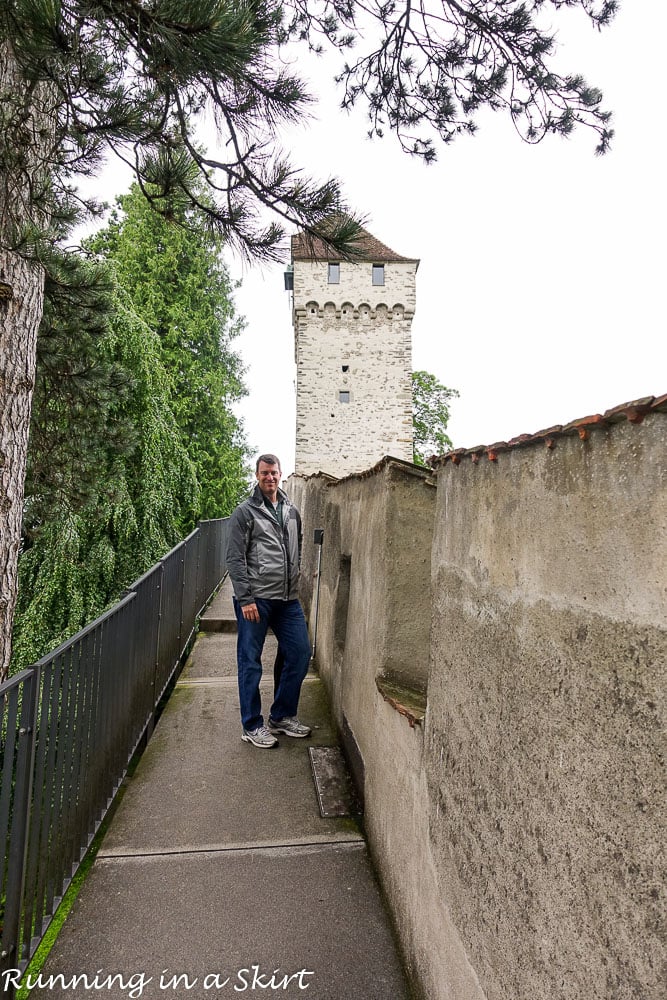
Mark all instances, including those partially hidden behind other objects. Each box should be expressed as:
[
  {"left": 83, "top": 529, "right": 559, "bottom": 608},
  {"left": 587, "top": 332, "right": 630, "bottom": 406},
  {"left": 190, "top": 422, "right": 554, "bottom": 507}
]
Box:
[{"left": 291, "top": 225, "right": 419, "bottom": 265}]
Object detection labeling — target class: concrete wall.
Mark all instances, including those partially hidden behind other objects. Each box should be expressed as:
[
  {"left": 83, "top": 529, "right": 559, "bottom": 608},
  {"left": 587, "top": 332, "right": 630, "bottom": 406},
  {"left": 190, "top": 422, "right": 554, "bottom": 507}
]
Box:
[
  {"left": 287, "top": 403, "right": 666, "bottom": 1000},
  {"left": 288, "top": 460, "right": 486, "bottom": 1000},
  {"left": 426, "top": 409, "right": 666, "bottom": 1000},
  {"left": 292, "top": 259, "right": 415, "bottom": 477}
]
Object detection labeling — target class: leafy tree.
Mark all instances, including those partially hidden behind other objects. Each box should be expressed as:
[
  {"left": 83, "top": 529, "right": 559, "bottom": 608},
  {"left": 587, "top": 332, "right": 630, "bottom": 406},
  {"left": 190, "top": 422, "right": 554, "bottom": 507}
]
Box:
[
  {"left": 13, "top": 285, "right": 200, "bottom": 672},
  {"left": 0, "top": 0, "right": 617, "bottom": 679},
  {"left": 0, "top": 1, "right": 359, "bottom": 680},
  {"left": 87, "top": 182, "right": 250, "bottom": 518},
  {"left": 412, "top": 370, "right": 460, "bottom": 465},
  {"left": 24, "top": 247, "right": 128, "bottom": 520},
  {"left": 14, "top": 182, "right": 250, "bottom": 673}
]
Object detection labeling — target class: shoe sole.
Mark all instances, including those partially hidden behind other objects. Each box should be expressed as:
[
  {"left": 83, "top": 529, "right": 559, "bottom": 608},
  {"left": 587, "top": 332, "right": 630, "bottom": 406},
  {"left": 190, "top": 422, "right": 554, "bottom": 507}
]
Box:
[{"left": 241, "top": 733, "right": 278, "bottom": 748}]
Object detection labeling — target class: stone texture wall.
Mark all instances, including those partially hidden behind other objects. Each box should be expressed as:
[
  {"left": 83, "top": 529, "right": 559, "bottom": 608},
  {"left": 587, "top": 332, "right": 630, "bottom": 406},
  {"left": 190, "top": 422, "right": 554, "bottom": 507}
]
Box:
[
  {"left": 287, "top": 404, "right": 666, "bottom": 1000},
  {"left": 293, "top": 260, "right": 416, "bottom": 477},
  {"left": 288, "top": 461, "right": 485, "bottom": 1000},
  {"left": 426, "top": 410, "right": 666, "bottom": 1000}
]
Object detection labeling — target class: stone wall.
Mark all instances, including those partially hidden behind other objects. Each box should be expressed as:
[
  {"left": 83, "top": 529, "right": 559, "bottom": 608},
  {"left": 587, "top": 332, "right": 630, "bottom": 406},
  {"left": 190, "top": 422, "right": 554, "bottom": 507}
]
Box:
[
  {"left": 292, "top": 259, "right": 416, "bottom": 477},
  {"left": 426, "top": 408, "right": 666, "bottom": 1000},
  {"left": 288, "top": 460, "right": 485, "bottom": 1000},
  {"left": 287, "top": 401, "right": 666, "bottom": 1000}
]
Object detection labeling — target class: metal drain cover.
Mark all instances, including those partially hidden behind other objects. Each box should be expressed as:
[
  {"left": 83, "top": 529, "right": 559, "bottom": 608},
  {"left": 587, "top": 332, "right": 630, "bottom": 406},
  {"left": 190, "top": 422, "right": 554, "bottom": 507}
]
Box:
[{"left": 308, "top": 746, "right": 358, "bottom": 818}]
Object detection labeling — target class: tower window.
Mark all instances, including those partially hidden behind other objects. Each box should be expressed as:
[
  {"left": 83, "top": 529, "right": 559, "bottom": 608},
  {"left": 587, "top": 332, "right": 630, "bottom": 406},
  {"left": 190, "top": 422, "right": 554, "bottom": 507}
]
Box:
[
  {"left": 328, "top": 263, "right": 340, "bottom": 284},
  {"left": 372, "top": 264, "right": 385, "bottom": 286},
  {"left": 339, "top": 391, "right": 350, "bottom": 403},
  {"left": 342, "top": 365, "right": 349, "bottom": 373}
]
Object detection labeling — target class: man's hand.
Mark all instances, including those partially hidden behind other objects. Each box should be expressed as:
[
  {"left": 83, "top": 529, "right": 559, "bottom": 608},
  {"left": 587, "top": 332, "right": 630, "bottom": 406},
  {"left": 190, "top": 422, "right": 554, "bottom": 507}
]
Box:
[{"left": 241, "top": 602, "right": 260, "bottom": 623}]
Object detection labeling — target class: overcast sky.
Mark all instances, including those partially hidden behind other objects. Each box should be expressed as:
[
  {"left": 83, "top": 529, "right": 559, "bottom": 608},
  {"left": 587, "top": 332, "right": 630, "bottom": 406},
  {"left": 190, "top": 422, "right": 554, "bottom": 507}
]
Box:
[{"left": 223, "top": 0, "right": 666, "bottom": 477}]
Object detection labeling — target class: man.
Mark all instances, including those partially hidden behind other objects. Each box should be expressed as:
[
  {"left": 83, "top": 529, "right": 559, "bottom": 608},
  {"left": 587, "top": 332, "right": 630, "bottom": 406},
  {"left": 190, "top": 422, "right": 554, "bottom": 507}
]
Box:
[{"left": 225, "top": 454, "right": 312, "bottom": 748}]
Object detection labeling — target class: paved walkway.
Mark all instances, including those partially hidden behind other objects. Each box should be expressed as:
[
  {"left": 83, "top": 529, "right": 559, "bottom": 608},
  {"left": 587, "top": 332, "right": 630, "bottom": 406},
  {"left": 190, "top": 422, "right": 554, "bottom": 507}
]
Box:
[{"left": 35, "top": 580, "right": 412, "bottom": 999}]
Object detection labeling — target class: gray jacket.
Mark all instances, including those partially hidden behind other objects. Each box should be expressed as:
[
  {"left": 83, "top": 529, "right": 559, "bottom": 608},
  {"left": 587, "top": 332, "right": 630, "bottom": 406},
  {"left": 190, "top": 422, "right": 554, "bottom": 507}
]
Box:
[{"left": 225, "top": 485, "right": 302, "bottom": 605}]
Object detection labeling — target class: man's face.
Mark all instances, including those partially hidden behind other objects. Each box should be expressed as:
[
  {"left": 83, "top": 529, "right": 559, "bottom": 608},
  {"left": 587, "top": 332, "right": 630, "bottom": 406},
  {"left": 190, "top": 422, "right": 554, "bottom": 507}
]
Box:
[{"left": 257, "top": 461, "right": 281, "bottom": 498}]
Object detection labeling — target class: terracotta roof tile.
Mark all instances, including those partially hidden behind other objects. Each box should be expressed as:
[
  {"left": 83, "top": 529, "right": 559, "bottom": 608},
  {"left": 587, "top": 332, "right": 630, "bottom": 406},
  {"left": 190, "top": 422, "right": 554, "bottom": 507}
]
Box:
[
  {"left": 429, "top": 395, "right": 666, "bottom": 469},
  {"left": 291, "top": 225, "right": 418, "bottom": 264},
  {"left": 602, "top": 396, "right": 656, "bottom": 424},
  {"left": 292, "top": 455, "right": 434, "bottom": 485}
]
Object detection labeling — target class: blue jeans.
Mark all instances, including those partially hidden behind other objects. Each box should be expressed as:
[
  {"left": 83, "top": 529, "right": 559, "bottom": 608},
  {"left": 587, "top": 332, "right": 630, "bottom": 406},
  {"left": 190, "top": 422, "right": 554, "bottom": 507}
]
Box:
[{"left": 233, "top": 598, "right": 311, "bottom": 731}]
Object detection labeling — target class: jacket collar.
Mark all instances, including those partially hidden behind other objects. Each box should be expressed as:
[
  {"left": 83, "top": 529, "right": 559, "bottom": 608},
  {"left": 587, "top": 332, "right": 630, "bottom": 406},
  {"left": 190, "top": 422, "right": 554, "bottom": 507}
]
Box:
[{"left": 250, "top": 483, "right": 289, "bottom": 508}]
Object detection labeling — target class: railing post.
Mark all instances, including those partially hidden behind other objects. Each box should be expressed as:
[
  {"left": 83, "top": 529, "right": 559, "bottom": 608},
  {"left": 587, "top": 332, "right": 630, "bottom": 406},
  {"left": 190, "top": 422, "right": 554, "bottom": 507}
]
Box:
[
  {"left": 2, "top": 667, "right": 39, "bottom": 993},
  {"left": 179, "top": 537, "right": 187, "bottom": 657},
  {"left": 147, "top": 561, "right": 165, "bottom": 740},
  {"left": 195, "top": 522, "right": 204, "bottom": 617}
]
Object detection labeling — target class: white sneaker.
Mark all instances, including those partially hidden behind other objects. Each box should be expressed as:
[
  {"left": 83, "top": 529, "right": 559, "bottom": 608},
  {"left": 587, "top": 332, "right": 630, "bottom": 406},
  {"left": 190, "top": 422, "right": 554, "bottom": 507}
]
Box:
[
  {"left": 268, "top": 716, "right": 311, "bottom": 738},
  {"left": 241, "top": 725, "right": 278, "bottom": 748}
]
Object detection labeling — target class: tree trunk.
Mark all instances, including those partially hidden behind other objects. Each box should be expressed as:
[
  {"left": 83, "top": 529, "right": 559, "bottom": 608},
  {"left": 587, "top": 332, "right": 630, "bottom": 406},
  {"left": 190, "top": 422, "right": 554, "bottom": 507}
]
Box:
[
  {"left": 0, "top": 255, "right": 43, "bottom": 683},
  {"left": 0, "top": 40, "right": 54, "bottom": 682}
]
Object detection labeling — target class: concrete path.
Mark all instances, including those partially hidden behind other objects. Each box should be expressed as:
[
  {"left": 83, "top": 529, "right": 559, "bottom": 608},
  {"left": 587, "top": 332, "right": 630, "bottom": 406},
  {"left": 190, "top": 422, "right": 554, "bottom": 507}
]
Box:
[{"left": 34, "top": 580, "right": 412, "bottom": 999}]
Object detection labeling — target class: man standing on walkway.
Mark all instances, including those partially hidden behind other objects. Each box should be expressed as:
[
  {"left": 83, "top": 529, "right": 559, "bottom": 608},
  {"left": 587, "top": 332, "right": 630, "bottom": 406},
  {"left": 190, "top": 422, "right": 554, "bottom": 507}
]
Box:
[{"left": 225, "top": 454, "right": 312, "bottom": 748}]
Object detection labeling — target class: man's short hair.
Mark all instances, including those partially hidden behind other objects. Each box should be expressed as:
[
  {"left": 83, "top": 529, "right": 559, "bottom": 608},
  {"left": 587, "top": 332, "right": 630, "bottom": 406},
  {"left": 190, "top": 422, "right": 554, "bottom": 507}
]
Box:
[{"left": 256, "top": 453, "right": 281, "bottom": 473}]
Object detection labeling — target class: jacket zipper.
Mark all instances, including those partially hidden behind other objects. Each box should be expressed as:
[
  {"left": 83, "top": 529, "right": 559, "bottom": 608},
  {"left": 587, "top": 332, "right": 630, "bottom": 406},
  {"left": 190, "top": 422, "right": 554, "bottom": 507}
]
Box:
[{"left": 255, "top": 499, "right": 290, "bottom": 599}]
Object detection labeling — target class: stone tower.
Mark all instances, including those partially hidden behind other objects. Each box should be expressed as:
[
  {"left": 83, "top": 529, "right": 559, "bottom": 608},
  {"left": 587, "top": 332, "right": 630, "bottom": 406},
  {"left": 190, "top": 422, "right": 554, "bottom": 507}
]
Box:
[{"left": 291, "top": 226, "right": 418, "bottom": 478}]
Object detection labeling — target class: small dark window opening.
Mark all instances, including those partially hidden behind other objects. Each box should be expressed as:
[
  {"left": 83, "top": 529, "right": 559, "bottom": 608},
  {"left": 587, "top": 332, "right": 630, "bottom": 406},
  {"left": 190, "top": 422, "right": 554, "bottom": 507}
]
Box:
[
  {"left": 339, "top": 391, "right": 350, "bottom": 403},
  {"left": 372, "top": 264, "right": 385, "bottom": 286},
  {"left": 334, "top": 555, "right": 352, "bottom": 653},
  {"left": 328, "top": 263, "right": 340, "bottom": 284},
  {"left": 342, "top": 365, "right": 349, "bottom": 373}
]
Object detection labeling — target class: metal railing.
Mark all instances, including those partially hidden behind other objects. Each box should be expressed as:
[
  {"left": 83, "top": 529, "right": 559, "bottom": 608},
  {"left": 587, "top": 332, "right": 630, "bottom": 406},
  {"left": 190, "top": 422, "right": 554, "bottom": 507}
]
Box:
[{"left": 0, "top": 517, "right": 229, "bottom": 979}]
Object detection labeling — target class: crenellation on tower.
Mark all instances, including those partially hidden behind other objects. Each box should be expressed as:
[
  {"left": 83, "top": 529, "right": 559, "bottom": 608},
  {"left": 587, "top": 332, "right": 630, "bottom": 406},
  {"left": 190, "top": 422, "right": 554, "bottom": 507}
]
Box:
[{"left": 291, "top": 225, "right": 419, "bottom": 478}]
